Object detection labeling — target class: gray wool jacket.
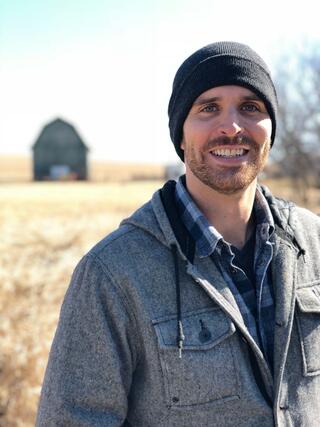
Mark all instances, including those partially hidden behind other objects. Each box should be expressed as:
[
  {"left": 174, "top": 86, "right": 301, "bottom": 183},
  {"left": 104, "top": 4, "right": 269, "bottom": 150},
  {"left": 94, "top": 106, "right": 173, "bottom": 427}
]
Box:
[{"left": 36, "top": 181, "right": 320, "bottom": 427}]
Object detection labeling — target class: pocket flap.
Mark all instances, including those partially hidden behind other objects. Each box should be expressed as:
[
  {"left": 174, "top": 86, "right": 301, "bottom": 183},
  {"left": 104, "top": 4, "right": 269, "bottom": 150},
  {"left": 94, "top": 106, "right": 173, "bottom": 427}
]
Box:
[
  {"left": 296, "top": 286, "right": 320, "bottom": 313},
  {"left": 152, "top": 307, "right": 235, "bottom": 351}
]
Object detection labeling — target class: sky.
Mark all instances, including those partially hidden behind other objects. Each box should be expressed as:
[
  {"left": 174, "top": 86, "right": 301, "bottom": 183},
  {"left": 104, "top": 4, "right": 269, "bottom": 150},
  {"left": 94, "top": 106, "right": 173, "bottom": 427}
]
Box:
[{"left": 0, "top": 0, "right": 319, "bottom": 164}]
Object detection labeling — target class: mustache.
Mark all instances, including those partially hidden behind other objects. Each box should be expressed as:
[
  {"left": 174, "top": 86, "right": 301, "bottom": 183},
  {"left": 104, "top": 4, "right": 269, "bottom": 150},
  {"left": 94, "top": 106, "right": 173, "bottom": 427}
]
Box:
[{"left": 204, "top": 135, "right": 254, "bottom": 151}]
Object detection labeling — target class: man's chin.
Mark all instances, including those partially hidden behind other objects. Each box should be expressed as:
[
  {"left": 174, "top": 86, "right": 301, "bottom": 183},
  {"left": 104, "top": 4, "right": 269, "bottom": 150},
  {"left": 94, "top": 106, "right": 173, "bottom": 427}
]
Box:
[
  {"left": 204, "top": 181, "right": 253, "bottom": 195},
  {"left": 194, "top": 170, "right": 257, "bottom": 196}
]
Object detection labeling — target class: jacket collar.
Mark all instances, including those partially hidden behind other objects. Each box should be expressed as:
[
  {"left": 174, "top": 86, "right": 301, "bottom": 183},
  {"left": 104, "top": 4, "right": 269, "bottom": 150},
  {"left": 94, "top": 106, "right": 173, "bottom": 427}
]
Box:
[{"left": 259, "top": 184, "right": 306, "bottom": 255}]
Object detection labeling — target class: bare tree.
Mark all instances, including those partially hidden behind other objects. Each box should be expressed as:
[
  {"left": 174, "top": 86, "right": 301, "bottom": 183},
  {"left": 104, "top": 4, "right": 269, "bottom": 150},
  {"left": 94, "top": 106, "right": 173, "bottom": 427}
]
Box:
[{"left": 273, "top": 41, "right": 320, "bottom": 203}]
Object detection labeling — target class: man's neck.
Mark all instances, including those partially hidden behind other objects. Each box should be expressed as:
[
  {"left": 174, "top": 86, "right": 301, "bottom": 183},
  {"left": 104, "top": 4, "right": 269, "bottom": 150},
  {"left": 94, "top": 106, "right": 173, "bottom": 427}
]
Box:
[{"left": 185, "top": 176, "right": 257, "bottom": 250}]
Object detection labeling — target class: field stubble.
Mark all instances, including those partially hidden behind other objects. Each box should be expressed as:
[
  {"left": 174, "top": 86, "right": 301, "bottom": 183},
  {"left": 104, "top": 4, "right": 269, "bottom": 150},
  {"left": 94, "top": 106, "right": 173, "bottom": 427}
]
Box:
[
  {"left": 0, "top": 181, "right": 163, "bottom": 427},
  {"left": 1, "top": 179, "right": 320, "bottom": 426}
]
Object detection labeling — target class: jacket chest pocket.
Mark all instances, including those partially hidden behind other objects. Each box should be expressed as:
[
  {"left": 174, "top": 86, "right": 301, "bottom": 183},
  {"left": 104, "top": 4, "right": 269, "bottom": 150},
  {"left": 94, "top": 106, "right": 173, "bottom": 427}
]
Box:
[
  {"left": 296, "top": 285, "right": 320, "bottom": 376},
  {"left": 152, "top": 307, "right": 240, "bottom": 408}
]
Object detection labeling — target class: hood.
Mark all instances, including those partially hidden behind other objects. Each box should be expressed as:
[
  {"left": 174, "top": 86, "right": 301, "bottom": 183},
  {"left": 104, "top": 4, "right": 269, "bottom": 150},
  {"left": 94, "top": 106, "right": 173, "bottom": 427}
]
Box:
[{"left": 121, "top": 180, "right": 195, "bottom": 263}]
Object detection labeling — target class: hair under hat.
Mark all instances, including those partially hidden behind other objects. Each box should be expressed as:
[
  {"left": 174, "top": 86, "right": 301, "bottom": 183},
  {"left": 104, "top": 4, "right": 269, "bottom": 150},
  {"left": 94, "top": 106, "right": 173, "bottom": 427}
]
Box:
[{"left": 168, "top": 41, "right": 278, "bottom": 161}]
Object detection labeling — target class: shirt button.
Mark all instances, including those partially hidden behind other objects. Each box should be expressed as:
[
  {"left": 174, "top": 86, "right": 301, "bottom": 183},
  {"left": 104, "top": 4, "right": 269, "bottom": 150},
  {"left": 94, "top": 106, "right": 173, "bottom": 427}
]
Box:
[{"left": 230, "top": 267, "right": 237, "bottom": 274}]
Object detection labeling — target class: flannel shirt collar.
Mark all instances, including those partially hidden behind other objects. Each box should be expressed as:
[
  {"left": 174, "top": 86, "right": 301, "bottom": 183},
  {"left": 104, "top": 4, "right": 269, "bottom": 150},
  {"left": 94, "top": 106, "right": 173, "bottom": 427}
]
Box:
[{"left": 175, "top": 177, "right": 274, "bottom": 258}]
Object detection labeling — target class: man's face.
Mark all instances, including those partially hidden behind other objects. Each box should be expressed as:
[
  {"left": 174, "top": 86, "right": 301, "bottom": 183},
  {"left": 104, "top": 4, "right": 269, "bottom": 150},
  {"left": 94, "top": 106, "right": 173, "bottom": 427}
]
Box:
[{"left": 181, "top": 85, "right": 272, "bottom": 195}]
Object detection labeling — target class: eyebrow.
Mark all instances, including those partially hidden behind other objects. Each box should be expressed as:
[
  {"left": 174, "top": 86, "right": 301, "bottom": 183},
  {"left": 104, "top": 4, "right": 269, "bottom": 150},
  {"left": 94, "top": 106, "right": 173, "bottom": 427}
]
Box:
[
  {"left": 242, "top": 94, "right": 262, "bottom": 102},
  {"left": 193, "top": 93, "right": 263, "bottom": 105},
  {"left": 193, "top": 96, "right": 220, "bottom": 105}
]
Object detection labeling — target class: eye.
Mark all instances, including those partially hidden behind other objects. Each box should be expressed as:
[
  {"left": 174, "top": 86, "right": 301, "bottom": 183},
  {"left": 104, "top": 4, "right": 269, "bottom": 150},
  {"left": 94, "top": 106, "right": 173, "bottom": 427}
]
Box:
[
  {"left": 241, "top": 103, "right": 260, "bottom": 112},
  {"left": 200, "top": 104, "right": 219, "bottom": 113}
]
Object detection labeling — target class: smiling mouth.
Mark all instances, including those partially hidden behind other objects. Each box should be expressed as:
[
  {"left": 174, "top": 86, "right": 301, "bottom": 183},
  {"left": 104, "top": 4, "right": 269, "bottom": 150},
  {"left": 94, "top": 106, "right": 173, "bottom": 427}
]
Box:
[{"left": 210, "top": 148, "right": 249, "bottom": 158}]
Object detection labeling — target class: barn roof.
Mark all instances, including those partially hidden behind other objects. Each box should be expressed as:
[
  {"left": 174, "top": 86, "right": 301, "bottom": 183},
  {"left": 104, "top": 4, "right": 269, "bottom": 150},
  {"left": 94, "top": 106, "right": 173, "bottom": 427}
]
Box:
[{"left": 32, "top": 118, "right": 89, "bottom": 151}]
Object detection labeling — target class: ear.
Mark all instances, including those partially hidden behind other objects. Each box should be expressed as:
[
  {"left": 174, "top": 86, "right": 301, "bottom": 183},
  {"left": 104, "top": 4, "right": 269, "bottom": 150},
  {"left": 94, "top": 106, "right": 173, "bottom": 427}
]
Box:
[{"left": 180, "top": 137, "right": 185, "bottom": 150}]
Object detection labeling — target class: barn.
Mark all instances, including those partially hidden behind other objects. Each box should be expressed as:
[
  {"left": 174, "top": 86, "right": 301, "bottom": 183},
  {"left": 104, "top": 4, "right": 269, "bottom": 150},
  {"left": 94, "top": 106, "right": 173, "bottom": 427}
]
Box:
[{"left": 32, "top": 118, "right": 89, "bottom": 181}]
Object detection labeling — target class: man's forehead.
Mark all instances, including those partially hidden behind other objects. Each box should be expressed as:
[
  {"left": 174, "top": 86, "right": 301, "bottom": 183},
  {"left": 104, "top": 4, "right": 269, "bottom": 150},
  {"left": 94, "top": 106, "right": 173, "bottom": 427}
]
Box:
[{"left": 193, "top": 85, "right": 262, "bottom": 105}]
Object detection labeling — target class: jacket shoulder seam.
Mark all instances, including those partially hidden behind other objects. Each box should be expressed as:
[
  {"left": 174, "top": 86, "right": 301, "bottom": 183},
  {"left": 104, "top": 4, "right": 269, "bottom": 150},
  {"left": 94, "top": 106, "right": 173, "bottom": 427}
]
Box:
[{"left": 91, "top": 225, "right": 138, "bottom": 255}]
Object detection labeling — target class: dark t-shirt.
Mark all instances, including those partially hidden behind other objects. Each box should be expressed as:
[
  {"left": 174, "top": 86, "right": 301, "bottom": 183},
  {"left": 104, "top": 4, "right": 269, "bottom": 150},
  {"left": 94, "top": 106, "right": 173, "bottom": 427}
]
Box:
[{"left": 231, "top": 231, "right": 256, "bottom": 286}]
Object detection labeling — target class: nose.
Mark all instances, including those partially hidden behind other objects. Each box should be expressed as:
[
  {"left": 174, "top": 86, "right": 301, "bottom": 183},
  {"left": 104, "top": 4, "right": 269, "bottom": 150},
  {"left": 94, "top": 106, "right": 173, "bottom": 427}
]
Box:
[{"left": 217, "top": 109, "right": 242, "bottom": 137}]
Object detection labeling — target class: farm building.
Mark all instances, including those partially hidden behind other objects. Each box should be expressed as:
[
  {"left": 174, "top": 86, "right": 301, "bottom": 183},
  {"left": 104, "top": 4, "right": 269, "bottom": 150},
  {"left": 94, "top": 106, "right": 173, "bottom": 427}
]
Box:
[{"left": 32, "top": 118, "right": 89, "bottom": 181}]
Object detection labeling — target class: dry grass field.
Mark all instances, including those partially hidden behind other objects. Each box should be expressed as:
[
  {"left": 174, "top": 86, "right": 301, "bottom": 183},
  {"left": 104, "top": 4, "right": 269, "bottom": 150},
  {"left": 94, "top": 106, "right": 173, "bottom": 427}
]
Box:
[
  {"left": 1, "top": 157, "right": 320, "bottom": 426},
  {"left": 0, "top": 180, "right": 164, "bottom": 427},
  {"left": 0, "top": 155, "right": 165, "bottom": 183}
]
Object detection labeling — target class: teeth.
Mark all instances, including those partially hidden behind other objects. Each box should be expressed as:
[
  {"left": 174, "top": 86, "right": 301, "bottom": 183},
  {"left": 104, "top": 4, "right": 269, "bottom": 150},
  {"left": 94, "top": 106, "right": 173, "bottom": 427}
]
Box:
[{"left": 211, "top": 148, "right": 245, "bottom": 157}]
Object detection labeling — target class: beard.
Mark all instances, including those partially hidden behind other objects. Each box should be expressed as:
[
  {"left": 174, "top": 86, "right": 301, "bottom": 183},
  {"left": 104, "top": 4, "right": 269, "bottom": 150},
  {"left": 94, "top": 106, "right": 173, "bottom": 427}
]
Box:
[{"left": 184, "top": 135, "right": 271, "bottom": 195}]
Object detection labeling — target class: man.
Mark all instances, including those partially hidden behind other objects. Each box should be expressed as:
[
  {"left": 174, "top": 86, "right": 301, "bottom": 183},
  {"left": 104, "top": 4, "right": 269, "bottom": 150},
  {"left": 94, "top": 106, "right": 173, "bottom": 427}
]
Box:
[{"left": 36, "top": 42, "right": 320, "bottom": 426}]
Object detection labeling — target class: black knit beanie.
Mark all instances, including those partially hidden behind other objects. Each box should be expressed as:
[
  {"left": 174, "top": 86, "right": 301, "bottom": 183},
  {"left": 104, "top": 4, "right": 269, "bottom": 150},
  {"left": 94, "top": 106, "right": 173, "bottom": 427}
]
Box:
[{"left": 168, "top": 41, "right": 278, "bottom": 161}]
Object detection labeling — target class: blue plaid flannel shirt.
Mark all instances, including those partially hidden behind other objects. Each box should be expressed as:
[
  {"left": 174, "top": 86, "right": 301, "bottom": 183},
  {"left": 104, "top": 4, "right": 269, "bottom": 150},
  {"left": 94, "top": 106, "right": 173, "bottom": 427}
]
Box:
[{"left": 175, "top": 177, "right": 275, "bottom": 370}]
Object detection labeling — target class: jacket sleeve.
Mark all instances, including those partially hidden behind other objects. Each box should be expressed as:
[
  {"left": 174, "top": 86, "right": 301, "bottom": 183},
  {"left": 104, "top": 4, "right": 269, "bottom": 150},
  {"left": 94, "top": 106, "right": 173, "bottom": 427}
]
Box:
[{"left": 36, "top": 253, "right": 139, "bottom": 426}]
